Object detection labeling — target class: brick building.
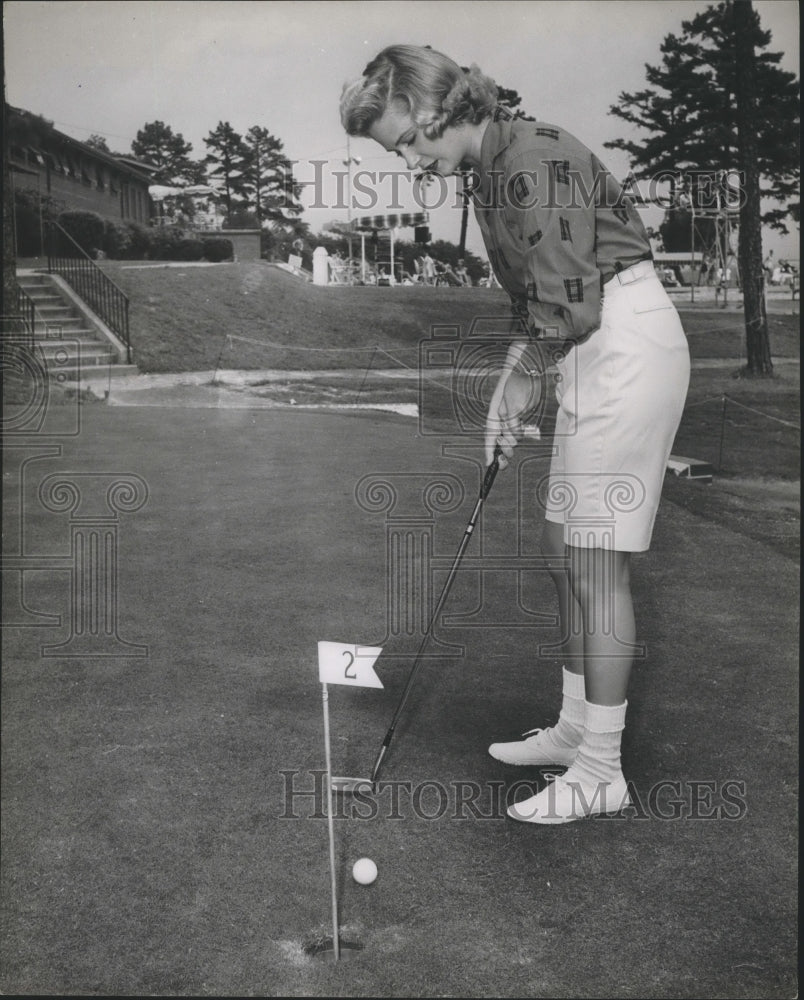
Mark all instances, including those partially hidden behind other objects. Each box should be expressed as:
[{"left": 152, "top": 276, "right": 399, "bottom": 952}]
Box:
[{"left": 7, "top": 104, "right": 154, "bottom": 227}]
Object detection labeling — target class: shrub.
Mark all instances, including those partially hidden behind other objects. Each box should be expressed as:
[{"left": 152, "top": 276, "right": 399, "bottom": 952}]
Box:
[
  {"left": 103, "top": 219, "right": 131, "bottom": 259},
  {"left": 148, "top": 226, "right": 197, "bottom": 261},
  {"left": 57, "top": 210, "right": 106, "bottom": 255},
  {"left": 148, "top": 227, "right": 181, "bottom": 261},
  {"left": 102, "top": 219, "right": 153, "bottom": 260},
  {"left": 173, "top": 237, "right": 205, "bottom": 261},
  {"left": 13, "top": 190, "right": 65, "bottom": 257},
  {"left": 202, "top": 237, "right": 234, "bottom": 262},
  {"left": 122, "top": 221, "right": 154, "bottom": 260}
]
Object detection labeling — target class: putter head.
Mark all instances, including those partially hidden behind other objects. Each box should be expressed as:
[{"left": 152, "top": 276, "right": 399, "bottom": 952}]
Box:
[{"left": 331, "top": 775, "right": 374, "bottom": 794}]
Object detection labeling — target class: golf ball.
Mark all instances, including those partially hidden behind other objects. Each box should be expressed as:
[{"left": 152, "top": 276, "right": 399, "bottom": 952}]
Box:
[{"left": 352, "top": 858, "right": 378, "bottom": 885}]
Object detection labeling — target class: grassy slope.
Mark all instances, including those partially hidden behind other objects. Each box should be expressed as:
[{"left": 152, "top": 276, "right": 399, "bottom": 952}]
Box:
[
  {"left": 104, "top": 260, "right": 800, "bottom": 373},
  {"left": 106, "top": 261, "right": 513, "bottom": 373}
]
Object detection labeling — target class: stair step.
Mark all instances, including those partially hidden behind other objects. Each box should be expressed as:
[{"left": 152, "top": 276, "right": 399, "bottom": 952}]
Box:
[
  {"left": 48, "top": 358, "right": 112, "bottom": 369},
  {"left": 35, "top": 306, "right": 83, "bottom": 318},
  {"left": 33, "top": 318, "right": 90, "bottom": 333},
  {"left": 35, "top": 321, "right": 86, "bottom": 332},
  {"left": 35, "top": 336, "right": 108, "bottom": 349},
  {"left": 22, "top": 296, "right": 74, "bottom": 309},
  {"left": 32, "top": 328, "right": 97, "bottom": 340},
  {"left": 39, "top": 346, "right": 113, "bottom": 363},
  {"left": 16, "top": 276, "right": 51, "bottom": 288},
  {"left": 22, "top": 290, "right": 64, "bottom": 301},
  {"left": 17, "top": 272, "right": 135, "bottom": 378},
  {"left": 49, "top": 364, "right": 139, "bottom": 382}
]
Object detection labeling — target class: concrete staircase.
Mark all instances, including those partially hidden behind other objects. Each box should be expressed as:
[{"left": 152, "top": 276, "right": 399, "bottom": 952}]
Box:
[{"left": 15, "top": 272, "right": 138, "bottom": 383}]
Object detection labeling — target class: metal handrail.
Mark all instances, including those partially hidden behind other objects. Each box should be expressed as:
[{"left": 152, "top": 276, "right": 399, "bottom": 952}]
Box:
[
  {"left": 46, "top": 221, "right": 132, "bottom": 363},
  {"left": 14, "top": 284, "right": 36, "bottom": 342},
  {"left": 14, "top": 283, "right": 62, "bottom": 340},
  {"left": 5, "top": 284, "right": 35, "bottom": 349}
]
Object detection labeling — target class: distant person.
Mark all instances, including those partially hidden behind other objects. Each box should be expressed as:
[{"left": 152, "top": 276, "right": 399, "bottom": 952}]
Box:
[
  {"left": 701, "top": 254, "right": 716, "bottom": 286},
  {"left": 454, "top": 259, "right": 471, "bottom": 286},
  {"left": 439, "top": 261, "right": 463, "bottom": 286},
  {"left": 763, "top": 250, "right": 774, "bottom": 284},
  {"left": 481, "top": 262, "right": 500, "bottom": 288},
  {"left": 421, "top": 252, "right": 436, "bottom": 285},
  {"left": 341, "top": 43, "right": 690, "bottom": 825}
]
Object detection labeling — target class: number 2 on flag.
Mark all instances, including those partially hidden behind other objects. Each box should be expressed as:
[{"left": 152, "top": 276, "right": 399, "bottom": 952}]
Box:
[
  {"left": 342, "top": 650, "right": 358, "bottom": 680},
  {"left": 318, "top": 642, "right": 383, "bottom": 688}
]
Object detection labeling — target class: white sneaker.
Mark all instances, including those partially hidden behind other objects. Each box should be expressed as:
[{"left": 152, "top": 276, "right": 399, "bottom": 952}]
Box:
[
  {"left": 507, "top": 771, "right": 631, "bottom": 825},
  {"left": 488, "top": 728, "right": 579, "bottom": 767}
]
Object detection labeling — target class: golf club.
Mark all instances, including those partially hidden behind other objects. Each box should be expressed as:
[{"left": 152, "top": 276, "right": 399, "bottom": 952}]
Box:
[{"left": 332, "top": 443, "right": 504, "bottom": 794}]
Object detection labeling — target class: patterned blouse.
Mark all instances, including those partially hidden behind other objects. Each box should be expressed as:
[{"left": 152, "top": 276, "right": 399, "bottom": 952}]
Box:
[{"left": 471, "top": 107, "right": 652, "bottom": 342}]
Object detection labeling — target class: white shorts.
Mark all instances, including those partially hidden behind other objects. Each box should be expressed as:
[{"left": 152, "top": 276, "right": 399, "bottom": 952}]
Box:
[{"left": 543, "top": 263, "right": 690, "bottom": 552}]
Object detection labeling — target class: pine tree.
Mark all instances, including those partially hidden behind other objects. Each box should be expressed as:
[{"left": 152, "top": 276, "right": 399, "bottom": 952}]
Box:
[
  {"left": 606, "top": 0, "right": 799, "bottom": 377},
  {"left": 240, "top": 126, "right": 303, "bottom": 229},
  {"left": 131, "top": 121, "right": 199, "bottom": 185},
  {"left": 203, "top": 122, "right": 249, "bottom": 220},
  {"left": 605, "top": 1, "right": 799, "bottom": 232},
  {"left": 85, "top": 134, "right": 110, "bottom": 153}
]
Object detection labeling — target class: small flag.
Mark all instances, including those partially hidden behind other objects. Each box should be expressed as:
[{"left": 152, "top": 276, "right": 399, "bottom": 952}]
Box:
[{"left": 318, "top": 641, "right": 384, "bottom": 688}]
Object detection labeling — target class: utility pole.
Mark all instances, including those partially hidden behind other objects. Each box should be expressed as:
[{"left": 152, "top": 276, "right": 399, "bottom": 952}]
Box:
[
  {"left": 458, "top": 169, "right": 470, "bottom": 258},
  {"left": 343, "top": 137, "right": 361, "bottom": 267}
]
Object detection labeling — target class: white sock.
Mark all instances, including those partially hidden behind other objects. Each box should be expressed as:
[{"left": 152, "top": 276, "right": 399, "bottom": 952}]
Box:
[
  {"left": 546, "top": 667, "right": 586, "bottom": 750},
  {"left": 569, "top": 700, "right": 627, "bottom": 786}
]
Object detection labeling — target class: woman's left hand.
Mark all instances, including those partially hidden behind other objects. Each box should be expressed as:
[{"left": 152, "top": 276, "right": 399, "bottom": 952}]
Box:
[{"left": 485, "top": 370, "right": 541, "bottom": 469}]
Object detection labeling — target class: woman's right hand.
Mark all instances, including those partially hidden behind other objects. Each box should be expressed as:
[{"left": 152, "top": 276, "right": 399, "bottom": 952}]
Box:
[{"left": 485, "top": 369, "right": 541, "bottom": 470}]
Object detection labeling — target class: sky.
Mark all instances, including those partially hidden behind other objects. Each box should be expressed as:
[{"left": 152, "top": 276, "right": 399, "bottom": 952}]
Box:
[{"left": 3, "top": 0, "right": 800, "bottom": 260}]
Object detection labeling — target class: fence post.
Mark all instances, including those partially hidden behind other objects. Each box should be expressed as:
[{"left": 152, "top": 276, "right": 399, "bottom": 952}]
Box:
[{"left": 717, "top": 395, "right": 728, "bottom": 472}]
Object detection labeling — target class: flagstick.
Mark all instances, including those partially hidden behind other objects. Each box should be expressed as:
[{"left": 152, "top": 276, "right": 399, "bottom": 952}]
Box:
[{"left": 321, "top": 682, "right": 340, "bottom": 961}]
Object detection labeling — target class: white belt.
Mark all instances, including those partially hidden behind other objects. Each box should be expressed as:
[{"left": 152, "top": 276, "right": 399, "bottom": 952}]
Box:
[{"left": 609, "top": 260, "right": 655, "bottom": 285}]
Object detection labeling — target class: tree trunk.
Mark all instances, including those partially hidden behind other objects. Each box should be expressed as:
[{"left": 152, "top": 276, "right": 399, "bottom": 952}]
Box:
[{"left": 733, "top": 0, "right": 773, "bottom": 376}]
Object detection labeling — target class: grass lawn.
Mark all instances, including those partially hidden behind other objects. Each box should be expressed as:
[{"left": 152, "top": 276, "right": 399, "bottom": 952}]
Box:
[
  {"left": 1, "top": 404, "right": 797, "bottom": 998},
  {"left": 3, "top": 258, "right": 799, "bottom": 997},
  {"left": 91, "top": 259, "right": 795, "bottom": 562}
]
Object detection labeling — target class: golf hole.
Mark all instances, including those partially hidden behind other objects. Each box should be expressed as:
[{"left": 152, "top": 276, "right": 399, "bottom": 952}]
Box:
[{"left": 304, "top": 935, "right": 364, "bottom": 961}]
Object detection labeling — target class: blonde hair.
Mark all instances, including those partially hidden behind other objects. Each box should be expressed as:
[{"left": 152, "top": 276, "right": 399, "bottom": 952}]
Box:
[{"left": 340, "top": 45, "right": 498, "bottom": 139}]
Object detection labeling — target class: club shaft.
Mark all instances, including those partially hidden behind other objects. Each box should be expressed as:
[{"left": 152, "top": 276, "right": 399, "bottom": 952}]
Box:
[
  {"left": 370, "top": 494, "right": 488, "bottom": 783},
  {"left": 369, "top": 448, "right": 502, "bottom": 786},
  {"left": 386, "top": 496, "right": 482, "bottom": 728}
]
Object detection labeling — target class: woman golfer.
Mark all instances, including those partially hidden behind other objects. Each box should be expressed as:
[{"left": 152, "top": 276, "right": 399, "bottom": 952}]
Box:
[{"left": 340, "top": 45, "right": 690, "bottom": 824}]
